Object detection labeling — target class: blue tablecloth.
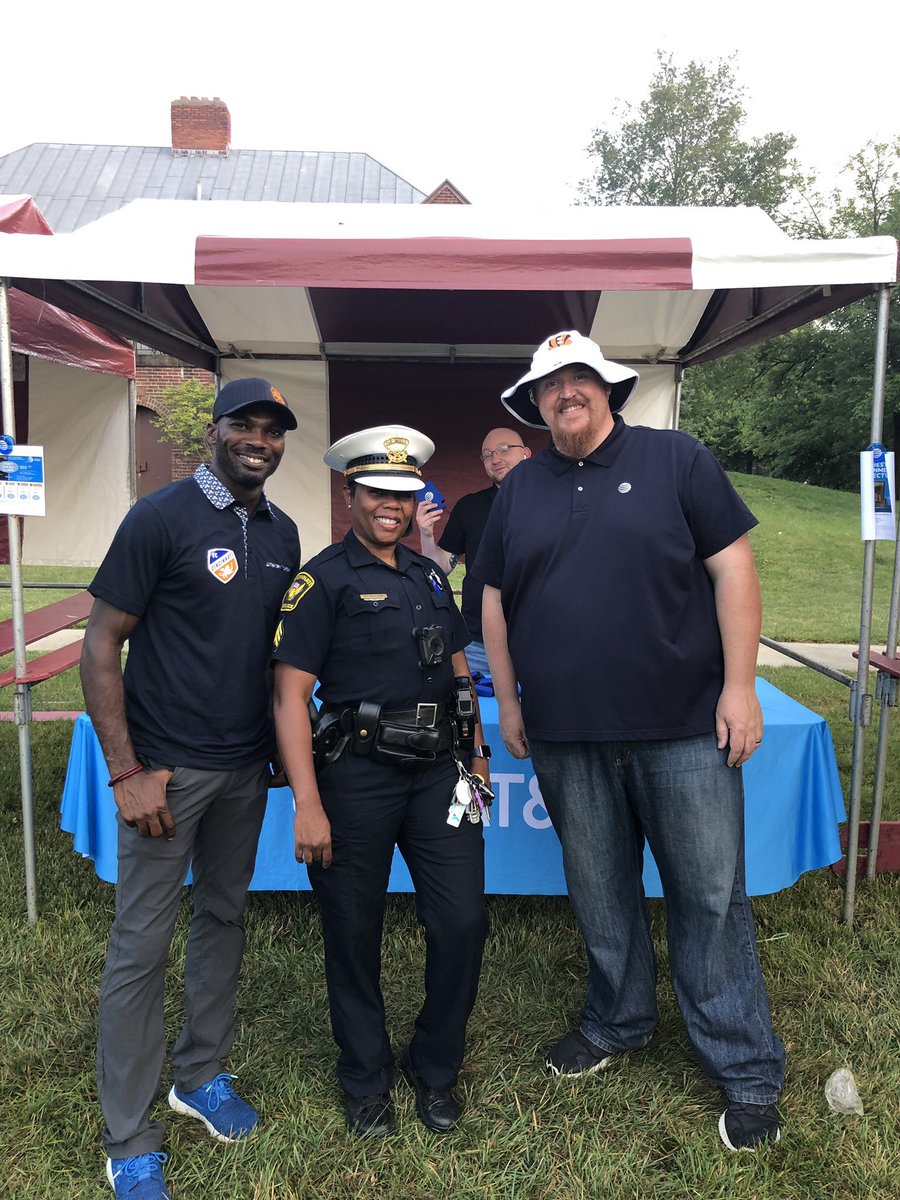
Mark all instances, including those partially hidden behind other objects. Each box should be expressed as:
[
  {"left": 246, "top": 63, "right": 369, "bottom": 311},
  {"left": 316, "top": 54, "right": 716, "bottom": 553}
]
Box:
[{"left": 60, "top": 680, "right": 845, "bottom": 896}]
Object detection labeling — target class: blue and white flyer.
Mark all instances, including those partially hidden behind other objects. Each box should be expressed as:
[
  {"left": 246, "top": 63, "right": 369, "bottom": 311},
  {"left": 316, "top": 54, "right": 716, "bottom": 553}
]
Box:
[
  {"left": 860, "top": 443, "right": 896, "bottom": 541},
  {"left": 0, "top": 444, "right": 46, "bottom": 517}
]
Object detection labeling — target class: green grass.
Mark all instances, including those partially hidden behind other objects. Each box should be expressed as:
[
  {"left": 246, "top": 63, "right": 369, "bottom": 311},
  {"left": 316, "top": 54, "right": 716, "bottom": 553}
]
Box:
[
  {"left": 1, "top": 734, "right": 899, "bottom": 1199},
  {"left": 731, "top": 473, "right": 897, "bottom": 643},
  {"left": 0, "top": 564, "right": 91, "bottom": 615},
  {"left": 2, "top": 481, "right": 900, "bottom": 1196}
]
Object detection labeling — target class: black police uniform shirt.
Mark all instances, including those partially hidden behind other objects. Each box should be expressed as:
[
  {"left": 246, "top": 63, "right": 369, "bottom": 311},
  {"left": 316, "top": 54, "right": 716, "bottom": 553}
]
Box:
[
  {"left": 438, "top": 486, "right": 496, "bottom": 643},
  {"left": 272, "top": 529, "right": 468, "bottom": 710},
  {"left": 89, "top": 465, "right": 300, "bottom": 769},
  {"left": 471, "top": 417, "right": 758, "bottom": 742}
]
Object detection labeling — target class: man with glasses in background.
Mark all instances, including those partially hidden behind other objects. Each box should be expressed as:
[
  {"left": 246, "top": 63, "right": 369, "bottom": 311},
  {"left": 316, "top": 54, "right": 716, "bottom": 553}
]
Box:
[{"left": 416, "top": 428, "right": 531, "bottom": 675}]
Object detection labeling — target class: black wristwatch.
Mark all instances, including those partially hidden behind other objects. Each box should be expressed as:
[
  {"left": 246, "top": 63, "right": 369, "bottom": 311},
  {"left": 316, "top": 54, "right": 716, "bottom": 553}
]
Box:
[{"left": 472, "top": 744, "right": 491, "bottom": 760}]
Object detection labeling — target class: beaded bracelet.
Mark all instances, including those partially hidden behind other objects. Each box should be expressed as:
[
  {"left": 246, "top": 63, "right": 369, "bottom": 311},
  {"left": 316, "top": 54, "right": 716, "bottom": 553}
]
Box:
[{"left": 108, "top": 763, "right": 145, "bottom": 787}]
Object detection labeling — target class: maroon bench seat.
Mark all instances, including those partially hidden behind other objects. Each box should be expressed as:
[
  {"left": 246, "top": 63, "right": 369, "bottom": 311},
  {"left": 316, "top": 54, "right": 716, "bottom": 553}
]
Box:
[
  {"left": 0, "top": 590, "right": 93, "bottom": 658},
  {"left": 852, "top": 649, "right": 900, "bottom": 679},
  {"left": 0, "top": 590, "right": 93, "bottom": 697},
  {"left": 0, "top": 640, "right": 85, "bottom": 688}
]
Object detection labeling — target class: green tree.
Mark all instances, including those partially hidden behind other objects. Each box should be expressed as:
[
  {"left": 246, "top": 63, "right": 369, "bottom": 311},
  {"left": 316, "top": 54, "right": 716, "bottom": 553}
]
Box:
[
  {"left": 744, "top": 317, "right": 884, "bottom": 489},
  {"left": 783, "top": 138, "right": 900, "bottom": 239},
  {"left": 751, "top": 139, "right": 900, "bottom": 482},
  {"left": 151, "top": 379, "right": 215, "bottom": 461},
  {"left": 683, "top": 137, "right": 899, "bottom": 483},
  {"left": 834, "top": 138, "right": 900, "bottom": 236},
  {"left": 578, "top": 49, "right": 899, "bottom": 483},
  {"left": 579, "top": 53, "right": 798, "bottom": 212},
  {"left": 678, "top": 355, "right": 759, "bottom": 474}
]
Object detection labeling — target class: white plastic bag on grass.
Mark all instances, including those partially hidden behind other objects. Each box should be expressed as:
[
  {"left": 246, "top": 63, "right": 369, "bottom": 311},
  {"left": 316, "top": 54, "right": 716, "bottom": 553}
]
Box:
[{"left": 825, "top": 1067, "right": 864, "bottom": 1115}]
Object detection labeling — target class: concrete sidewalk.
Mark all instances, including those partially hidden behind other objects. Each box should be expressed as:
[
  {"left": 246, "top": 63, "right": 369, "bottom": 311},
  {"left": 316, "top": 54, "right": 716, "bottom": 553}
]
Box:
[{"left": 756, "top": 642, "right": 861, "bottom": 673}]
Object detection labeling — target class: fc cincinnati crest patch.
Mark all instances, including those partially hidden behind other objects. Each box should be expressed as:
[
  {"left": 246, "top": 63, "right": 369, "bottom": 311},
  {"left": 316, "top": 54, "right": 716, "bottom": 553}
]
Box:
[
  {"left": 281, "top": 571, "right": 315, "bottom": 611},
  {"left": 207, "top": 548, "right": 239, "bottom": 584}
]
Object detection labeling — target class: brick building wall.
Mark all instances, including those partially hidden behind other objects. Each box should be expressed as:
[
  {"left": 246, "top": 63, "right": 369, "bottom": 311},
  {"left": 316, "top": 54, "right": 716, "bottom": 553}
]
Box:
[{"left": 136, "top": 356, "right": 214, "bottom": 480}]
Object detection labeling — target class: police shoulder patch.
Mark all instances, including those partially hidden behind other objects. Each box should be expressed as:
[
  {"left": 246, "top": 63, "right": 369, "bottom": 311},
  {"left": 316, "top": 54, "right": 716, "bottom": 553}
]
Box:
[{"left": 281, "top": 571, "right": 315, "bottom": 611}]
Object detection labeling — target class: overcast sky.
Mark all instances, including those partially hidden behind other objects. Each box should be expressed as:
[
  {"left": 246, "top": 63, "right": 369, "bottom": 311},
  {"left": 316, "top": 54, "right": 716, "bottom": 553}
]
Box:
[{"left": 4, "top": 0, "right": 897, "bottom": 209}]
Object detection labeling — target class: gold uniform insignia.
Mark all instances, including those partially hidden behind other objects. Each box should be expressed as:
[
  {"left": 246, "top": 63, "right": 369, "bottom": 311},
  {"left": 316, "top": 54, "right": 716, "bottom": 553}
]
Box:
[
  {"left": 360, "top": 593, "right": 388, "bottom": 601},
  {"left": 384, "top": 436, "right": 410, "bottom": 464},
  {"left": 281, "top": 571, "right": 315, "bottom": 611},
  {"left": 273, "top": 619, "right": 284, "bottom": 648}
]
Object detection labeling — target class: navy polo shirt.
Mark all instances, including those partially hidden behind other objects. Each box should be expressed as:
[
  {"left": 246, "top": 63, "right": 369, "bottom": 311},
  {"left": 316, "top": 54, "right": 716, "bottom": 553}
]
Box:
[
  {"left": 272, "top": 530, "right": 468, "bottom": 709},
  {"left": 471, "top": 418, "right": 758, "bottom": 741},
  {"left": 90, "top": 465, "right": 300, "bottom": 769},
  {"left": 439, "top": 485, "right": 496, "bottom": 641}
]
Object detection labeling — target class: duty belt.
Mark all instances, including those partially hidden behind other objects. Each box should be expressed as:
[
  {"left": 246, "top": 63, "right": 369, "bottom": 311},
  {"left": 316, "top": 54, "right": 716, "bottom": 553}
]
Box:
[
  {"left": 379, "top": 700, "right": 452, "bottom": 728},
  {"left": 322, "top": 699, "right": 452, "bottom": 732},
  {"left": 315, "top": 699, "right": 454, "bottom": 767}
]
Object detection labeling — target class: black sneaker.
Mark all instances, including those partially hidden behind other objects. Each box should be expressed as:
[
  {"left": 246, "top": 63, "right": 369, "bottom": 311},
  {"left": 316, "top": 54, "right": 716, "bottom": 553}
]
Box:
[
  {"left": 718, "top": 1103, "right": 782, "bottom": 1151},
  {"left": 546, "top": 1029, "right": 615, "bottom": 1076}
]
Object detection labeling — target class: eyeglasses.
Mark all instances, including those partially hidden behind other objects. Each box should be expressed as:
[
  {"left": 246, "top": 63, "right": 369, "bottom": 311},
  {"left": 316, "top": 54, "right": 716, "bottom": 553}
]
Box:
[{"left": 480, "top": 444, "right": 525, "bottom": 461}]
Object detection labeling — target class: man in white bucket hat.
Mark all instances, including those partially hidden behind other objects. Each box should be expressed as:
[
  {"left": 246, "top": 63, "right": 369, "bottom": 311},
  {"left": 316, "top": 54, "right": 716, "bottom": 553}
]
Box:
[
  {"left": 474, "top": 330, "right": 784, "bottom": 1151},
  {"left": 499, "top": 330, "right": 639, "bottom": 430}
]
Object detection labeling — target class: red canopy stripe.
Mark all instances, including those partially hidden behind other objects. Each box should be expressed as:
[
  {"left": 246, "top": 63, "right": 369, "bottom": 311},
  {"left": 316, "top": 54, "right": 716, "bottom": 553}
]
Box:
[{"left": 195, "top": 236, "right": 694, "bottom": 291}]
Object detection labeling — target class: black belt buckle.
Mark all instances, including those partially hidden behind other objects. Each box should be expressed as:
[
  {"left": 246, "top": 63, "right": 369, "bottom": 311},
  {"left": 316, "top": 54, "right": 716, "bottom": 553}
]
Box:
[{"left": 416, "top": 702, "right": 438, "bottom": 728}]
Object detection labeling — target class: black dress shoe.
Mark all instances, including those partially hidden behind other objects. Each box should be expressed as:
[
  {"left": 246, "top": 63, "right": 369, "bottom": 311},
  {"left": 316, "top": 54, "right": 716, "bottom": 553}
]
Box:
[
  {"left": 399, "top": 1050, "right": 463, "bottom": 1133},
  {"left": 344, "top": 1092, "right": 394, "bottom": 1137}
]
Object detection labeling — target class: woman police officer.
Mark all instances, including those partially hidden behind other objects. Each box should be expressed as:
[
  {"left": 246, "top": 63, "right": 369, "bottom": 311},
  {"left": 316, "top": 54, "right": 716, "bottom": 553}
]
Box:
[{"left": 272, "top": 426, "right": 490, "bottom": 1137}]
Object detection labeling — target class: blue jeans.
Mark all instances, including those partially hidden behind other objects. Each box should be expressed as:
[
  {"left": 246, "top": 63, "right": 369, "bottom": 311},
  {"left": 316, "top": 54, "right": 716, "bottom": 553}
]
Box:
[
  {"left": 530, "top": 734, "right": 785, "bottom": 1104},
  {"left": 464, "top": 640, "right": 490, "bottom": 676}
]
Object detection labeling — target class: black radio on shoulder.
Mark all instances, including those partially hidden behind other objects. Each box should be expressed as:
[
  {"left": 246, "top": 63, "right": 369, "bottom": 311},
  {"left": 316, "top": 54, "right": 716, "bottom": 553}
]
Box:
[{"left": 413, "top": 624, "right": 445, "bottom": 667}]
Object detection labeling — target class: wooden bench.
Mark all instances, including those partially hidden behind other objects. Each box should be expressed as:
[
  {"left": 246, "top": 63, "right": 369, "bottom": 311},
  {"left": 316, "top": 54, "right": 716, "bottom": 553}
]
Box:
[
  {"left": 0, "top": 590, "right": 93, "bottom": 700},
  {"left": 853, "top": 648, "right": 900, "bottom": 679},
  {"left": 0, "top": 589, "right": 94, "bottom": 658}
]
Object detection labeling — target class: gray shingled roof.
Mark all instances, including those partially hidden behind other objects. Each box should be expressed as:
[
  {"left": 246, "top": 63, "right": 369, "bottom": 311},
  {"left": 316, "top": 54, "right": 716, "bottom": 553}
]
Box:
[{"left": 0, "top": 144, "right": 426, "bottom": 232}]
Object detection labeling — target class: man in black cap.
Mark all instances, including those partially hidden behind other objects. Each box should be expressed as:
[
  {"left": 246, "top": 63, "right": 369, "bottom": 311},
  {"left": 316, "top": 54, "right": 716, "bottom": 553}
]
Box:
[{"left": 81, "top": 377, "right": 300, "bottom": 1199}]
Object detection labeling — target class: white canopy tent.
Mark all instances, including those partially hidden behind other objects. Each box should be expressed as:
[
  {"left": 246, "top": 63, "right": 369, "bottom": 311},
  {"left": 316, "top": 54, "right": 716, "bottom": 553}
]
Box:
[
  {"left": 1, "top": 198, "right": 896, "bottom": 922},
  {"left": 2, "top": 199, "right": 894, "bottom": 561}
]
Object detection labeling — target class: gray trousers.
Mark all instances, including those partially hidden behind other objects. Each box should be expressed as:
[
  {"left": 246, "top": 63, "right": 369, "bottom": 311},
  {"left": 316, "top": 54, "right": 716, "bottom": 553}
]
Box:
[{"left": 97, "top": 760, "right": 268, "bottom": 1158}]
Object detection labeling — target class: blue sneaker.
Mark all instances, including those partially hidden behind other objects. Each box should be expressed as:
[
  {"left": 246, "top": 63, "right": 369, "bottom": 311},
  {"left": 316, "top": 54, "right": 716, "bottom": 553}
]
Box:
[
  {"left": 106, "top": 1152, "right": 172, "bottom": 1198},
  {"left": 167, "top": 1073, "right": 259, "bottom": 1143}
]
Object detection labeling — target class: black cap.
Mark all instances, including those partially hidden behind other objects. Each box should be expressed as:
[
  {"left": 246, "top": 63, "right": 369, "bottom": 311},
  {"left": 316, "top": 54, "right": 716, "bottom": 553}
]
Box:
[{"left": 211, "top": 378, "right": 298, "bottom": 431}]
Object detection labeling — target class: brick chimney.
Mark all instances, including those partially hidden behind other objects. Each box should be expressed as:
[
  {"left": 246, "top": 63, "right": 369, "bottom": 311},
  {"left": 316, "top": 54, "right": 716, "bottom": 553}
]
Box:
[{"left": 171, "top": 96, "right": 231, "bottom": 156}]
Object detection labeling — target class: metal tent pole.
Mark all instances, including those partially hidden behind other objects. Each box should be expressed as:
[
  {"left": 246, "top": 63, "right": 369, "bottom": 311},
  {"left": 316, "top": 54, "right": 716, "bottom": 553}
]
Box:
[
  {"left": 843, "top": 284, "right": 892, "bottom": 923},
  {"left": 0, "top": 277, "right": 38, "bottom": 925},
  {"left": 865, "top": 287, "right": 898, "bottom": 878},
  {"left": 127, "top": 376, "right": 137, "bottom": 508},
  {"left": 867, "top": 523, "right": 900, "bottom": 877},
  {"left": 673, "top": 365, "right": 684, "bottom": 431}
]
